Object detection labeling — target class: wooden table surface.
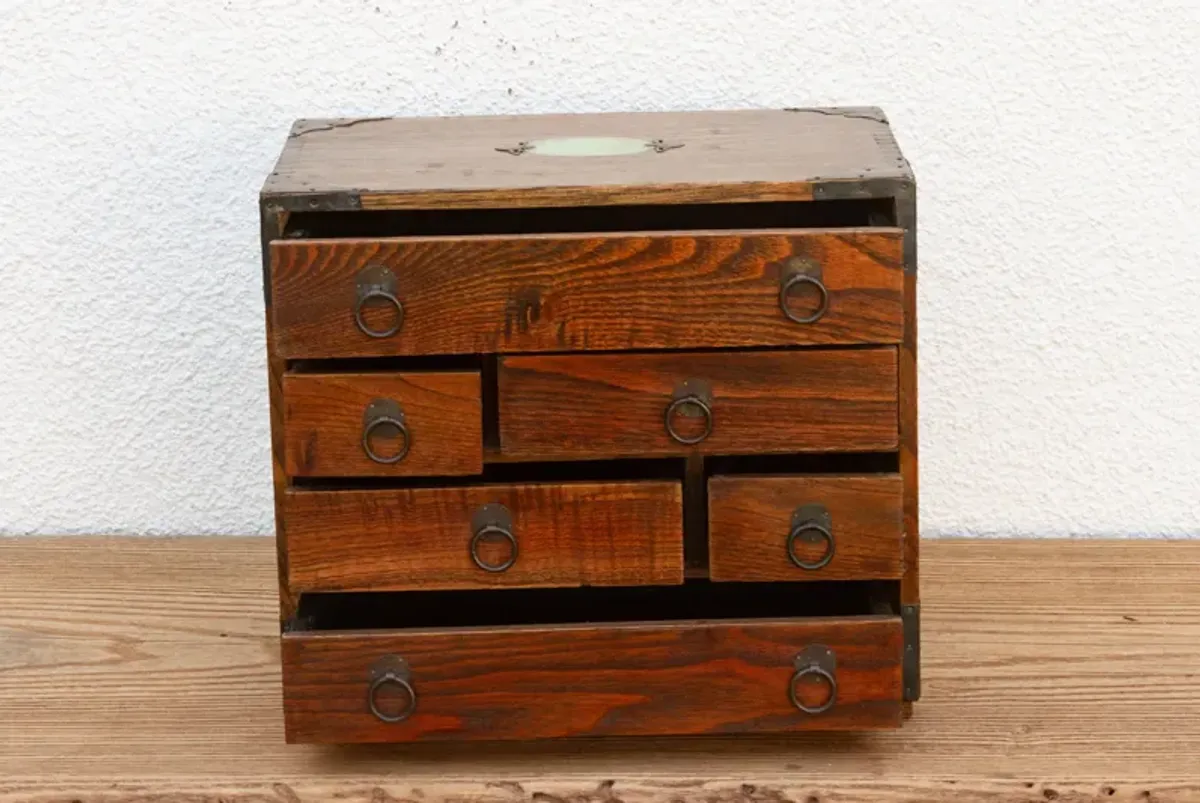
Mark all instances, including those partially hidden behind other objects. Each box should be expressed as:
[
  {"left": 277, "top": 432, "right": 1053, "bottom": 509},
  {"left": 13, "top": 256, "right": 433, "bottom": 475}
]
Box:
[{"left": 1, "top": 537, "right": 1198, "bottom": 803}]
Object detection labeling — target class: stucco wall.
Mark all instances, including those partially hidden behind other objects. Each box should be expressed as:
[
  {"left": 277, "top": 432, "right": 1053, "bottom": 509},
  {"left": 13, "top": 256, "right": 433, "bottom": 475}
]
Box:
[{"left": 1, "top": 1, "right": 1197, "bottom": 536}]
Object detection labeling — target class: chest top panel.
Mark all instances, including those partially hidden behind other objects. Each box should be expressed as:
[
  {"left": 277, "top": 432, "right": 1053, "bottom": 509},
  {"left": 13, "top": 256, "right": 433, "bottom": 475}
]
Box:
[{"left": 262, "top": 107, "right": 912, "bottom": 210}]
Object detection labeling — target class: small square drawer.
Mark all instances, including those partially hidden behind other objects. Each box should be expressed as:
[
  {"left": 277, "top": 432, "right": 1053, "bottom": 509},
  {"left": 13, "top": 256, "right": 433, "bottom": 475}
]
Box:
[
  {"left": 708, "top": 475, "right": 904, "bottom": 582},
  {"left": 282, "top": 481, "right": 684, "bottom": 592},
  {"left": 282, "top": 371, "right": 482, "bottom": 477},
  {"left": 497, "top": 349, "right": 898, "bottom": 461},
  {"left": 282, "top": 613, "right": 903, "bottom": 743}
]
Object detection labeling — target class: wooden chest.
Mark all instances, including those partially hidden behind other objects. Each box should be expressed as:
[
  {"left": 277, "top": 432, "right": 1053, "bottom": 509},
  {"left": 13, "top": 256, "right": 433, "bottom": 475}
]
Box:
[{"left": 259, "top": 107, "right": 920, "bottom": 743}]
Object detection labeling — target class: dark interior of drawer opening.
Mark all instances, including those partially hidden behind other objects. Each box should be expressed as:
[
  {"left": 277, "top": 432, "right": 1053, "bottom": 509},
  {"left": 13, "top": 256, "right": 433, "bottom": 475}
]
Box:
[
  {"left": 287, "top": 354, "right": 484, "bottom": 374},
  {"left": 707, "top": 452, "right": 899, "bottom": 476},
  {"left": 291, "top": 457, "right": 685, "bottom": 490},
  {"left": 291, "top": 580, "right": 900, "bottom": 633},
  {"left": 282, "top": 198, "right": 897, "bottom": 239},
  {"left": 289, "top": 452, "right": 899, "bottom": 490}
]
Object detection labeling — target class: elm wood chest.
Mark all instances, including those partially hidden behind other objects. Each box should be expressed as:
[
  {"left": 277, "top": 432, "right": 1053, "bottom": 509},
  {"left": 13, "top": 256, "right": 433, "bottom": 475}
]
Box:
[{"left": 260, "top": 107, "right": 920, "bottom": 744}]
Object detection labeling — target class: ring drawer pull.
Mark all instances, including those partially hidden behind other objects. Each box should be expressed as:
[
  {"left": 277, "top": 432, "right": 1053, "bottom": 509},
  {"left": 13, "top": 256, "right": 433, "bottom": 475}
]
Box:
[
  {"left": 368, "top": 656, "right": 416, "bottom": 723},
  {"left": 664, "top": 379, "right": 713, "bottom": 445},
  {"left": 470, "top": 503, "right": 518, "bottom": 573},
  {"left": 361, "top": 399, "right": 411, "bottom": 464},
  {"left": 354, "top": 264, "right": 405, "bottom": 338},
  {"left": 790, "top": 644, "right": 837, "bottom": 715},
  {"left": 787, "top": 503, "right": 835, "bottom": 571},
  {"left": 779, "top": 258, "right": 829, "bottom": 325}
]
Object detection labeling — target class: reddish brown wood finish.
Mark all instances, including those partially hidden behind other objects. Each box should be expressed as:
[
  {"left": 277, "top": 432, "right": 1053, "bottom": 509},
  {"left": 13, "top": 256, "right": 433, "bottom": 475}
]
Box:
[
  {"left": 282, "top": 372, "right": 482, "bottom": 477},
  {"left": 281, "top": 616, "right": 903, "bottom": 743},
  {"left": 497, "top": 349, "right": 899, "bottom": 460},
  {"left": 261, "top": 109, "right": 921, "bottom": 739},
  {"left": 268, "top": 230, "right": 904, "bottom": 358},
  {"left": 262, "top": 207, "right": 298, "bottom": 622},
  {"left": 263, "top": 108, "right": 911, "bottom": 210},
  {"left": 282, "top": 482, "right": 683, "bottom": 592},
  {"left": 708, "top": 475, "right": 903, "bottom": 582}
]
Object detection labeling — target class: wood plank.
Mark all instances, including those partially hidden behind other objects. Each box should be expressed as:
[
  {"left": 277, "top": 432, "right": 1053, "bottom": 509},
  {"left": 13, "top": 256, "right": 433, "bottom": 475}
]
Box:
[
  {"left": 261, "top": 204, "right": 297, "bottom": 621},
  {"left": 269, "top": 230, "right": 904, "bottom": 358},
  {"left": 282, "top": 482, "right": 683, "bottom": 592},
  {"left": 262, "top": 108, "right": 912, "bottom": 209},
  {"left": 3, "top": 538, "right": 1200, "bottom": 801},
  {"left": 708, "top": 475, "right": 904, "bottom": 581},
  {"left": 282, "top": 617, "right": 902, "bottom": 743},
  {"left": 282, "top": 371, "right": 483, "bottom": 477},
  {"left": 498, "top": 349, "right": 899, "bottom": 460}
]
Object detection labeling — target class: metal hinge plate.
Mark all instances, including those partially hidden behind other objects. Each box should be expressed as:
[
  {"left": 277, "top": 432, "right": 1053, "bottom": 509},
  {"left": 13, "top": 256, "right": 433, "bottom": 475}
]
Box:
[{"left": 902, "top": 603, "right": 920, "bottom": 701}]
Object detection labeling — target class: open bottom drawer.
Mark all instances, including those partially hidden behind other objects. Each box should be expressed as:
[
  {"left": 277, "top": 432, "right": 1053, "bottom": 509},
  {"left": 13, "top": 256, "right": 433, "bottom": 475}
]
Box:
[{"left": 282, "top": 585, "right": 903, "bottom": 743}]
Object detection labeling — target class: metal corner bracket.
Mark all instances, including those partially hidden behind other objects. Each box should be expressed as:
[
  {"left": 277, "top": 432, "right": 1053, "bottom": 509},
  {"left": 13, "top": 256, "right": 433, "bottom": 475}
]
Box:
[{"left": 902, "top": 603, "right": 920, "bottom": 701}]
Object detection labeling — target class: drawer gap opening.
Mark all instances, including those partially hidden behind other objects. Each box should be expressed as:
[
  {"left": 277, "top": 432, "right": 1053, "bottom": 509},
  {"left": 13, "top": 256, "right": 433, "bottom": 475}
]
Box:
[
  {"left": 281, "top": 199, "right": 898, "bottom": 239},
  {"left": 481, "top": 354, "right": 500, "bottom": 452},
  {"left": 288, "top": 345, "right": 890, "bottom": 373},
  {"left": 683, "top": 455, "right": 708, "bottom": 576},
  {"left": 288, "top": 355, "right": 483, "bottom": 374},
  {"left": 290, "top": 580, "right": 900, "bottom": 633},
  {"left": 291, "top": 457, "right": 684, "bottom": 490},
  {"left": 707, "top": 452, "right": 899, "bottom": 477}
]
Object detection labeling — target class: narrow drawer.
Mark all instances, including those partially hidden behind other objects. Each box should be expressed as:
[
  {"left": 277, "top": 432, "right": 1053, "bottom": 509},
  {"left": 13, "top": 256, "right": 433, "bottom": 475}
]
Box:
[
  {"left": 498, "top": 349, "right": 898, "bottom": 460},
  {"left": 708, "top": 475, "right": 904, "bottom": 582},
  {"left": 269, "top": 229, "right": 904, "bottom": 358},
  {"left": 282, "top": 615, "right": 903, "bottom": 742},
  {"left": 282, "top": 481, "right": 683, "bottom": 592},
  {"left": 283, "top": 372, "right": 482, "bottom": 477}
]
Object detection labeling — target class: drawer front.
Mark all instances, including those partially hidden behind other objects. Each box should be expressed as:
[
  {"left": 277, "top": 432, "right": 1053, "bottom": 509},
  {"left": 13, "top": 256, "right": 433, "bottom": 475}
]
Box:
[
  {"left": 498, "top": 349, "right": 898, "bottom": 460},
  {"left": 269, "top": 230, "right": 904, "bottom": 358},
  {"left": 282, "top": 616, "right": 902, "bottom": 742},
  {"left": 708, "top": 475, "right": 904, "bottom": 582},
  {"left": 283, "top": 372, "right": 482, "bottom": 477},
  {"left": 283, "top": 482, "right": 683, "bottom": 592}
]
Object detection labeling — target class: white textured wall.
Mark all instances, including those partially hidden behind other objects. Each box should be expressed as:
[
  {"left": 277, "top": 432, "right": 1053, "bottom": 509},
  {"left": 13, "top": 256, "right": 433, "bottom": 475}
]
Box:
[{"left": 1, "top": 1, "right": 1198, "bottom": 537}]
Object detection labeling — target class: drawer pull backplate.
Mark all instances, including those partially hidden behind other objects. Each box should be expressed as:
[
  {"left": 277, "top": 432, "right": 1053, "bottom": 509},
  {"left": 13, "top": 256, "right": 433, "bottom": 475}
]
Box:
[
  {"left": 368, "top": 656, "right": 417, "bottom": 723},
  {"left": 790, "top": 644, "right": 837, "bottom": 715},
  {"left": 779, "top": 258, "right": 829, "bottom": 325},
  {"left": 788, "top": 503, "right": 835, "bottom": 571},
  {"left": 470, "top": 503, "right": 518, "bottom": 573},
  {"left": 664, "top": 379, "right": 714, "bottom": 445},
  {"left": 361, "top": 398, "right": 411, "bottom": 464},
  {"left": 353, "top": 264, "right": 405, "bottom": 338}
]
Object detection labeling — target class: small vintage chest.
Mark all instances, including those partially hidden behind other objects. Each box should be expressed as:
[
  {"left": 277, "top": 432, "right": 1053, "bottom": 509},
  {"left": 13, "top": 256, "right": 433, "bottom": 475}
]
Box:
[{"left": 260, "top": 107, "right": 919, "bottom": 743}]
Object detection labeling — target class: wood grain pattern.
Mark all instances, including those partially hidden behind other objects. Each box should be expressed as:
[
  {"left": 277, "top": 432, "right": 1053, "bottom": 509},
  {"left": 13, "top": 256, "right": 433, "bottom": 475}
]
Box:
[
  {"left": 708, "top": 475, "right": 903, "bottom": 582},
  {"left": 3, "top": 538, "right": 1200, "bottom": 800},
  {"left": 498, "top": 349, "right": 899, "bottom": 460},
  {"left": 282, "top": 371, "right": 482, "bottom": 477},
  {"left": 262, "top": 108, "right": 912, "bottom": 210},
  {"left": 269, "top": 230, "right": 904, "bottom": 358},
  {"left": 261, "top": 204, "right": 297, "bottom": 621},
  {"left": 282, "top": 617, "right": 902, "bottom": 743},
  {"left": 282, "top": 482, "right": 683, "bottom": 592}
]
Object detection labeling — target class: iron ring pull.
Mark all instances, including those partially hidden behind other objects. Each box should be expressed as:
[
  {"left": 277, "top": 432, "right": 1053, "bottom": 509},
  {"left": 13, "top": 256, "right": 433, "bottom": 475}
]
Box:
[
  {"left": 789, "top": 645, "right": 838, "bottom": 715},
  {"left": 353, "top": 289, "right": 405, "bottom": 338},
  {"left": 367, "top": 659, "right": 417, "bottom": 723},
  {"left": 779, "top": 272, "right": 829, "bottom": 325},
  {"left": 361, "top": 400, "right": 411, "bottom": 465},
  {"left": 787, "top": 520, "right": 835, "bottom": 571},
  {"left": 470, "top": 523, "right": 519, "bottom": 573},
  {"left": 664, "top": 395, "right": 713, "bottom": 445},
  {"left": 353, "top": 264, "right": 404, "bottom": 338}
]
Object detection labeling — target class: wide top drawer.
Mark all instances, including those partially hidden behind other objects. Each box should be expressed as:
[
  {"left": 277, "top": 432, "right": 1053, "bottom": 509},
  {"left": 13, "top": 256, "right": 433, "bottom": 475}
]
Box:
[{"left": 268, "top": 229, "right": 904, "bottom": 357}]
